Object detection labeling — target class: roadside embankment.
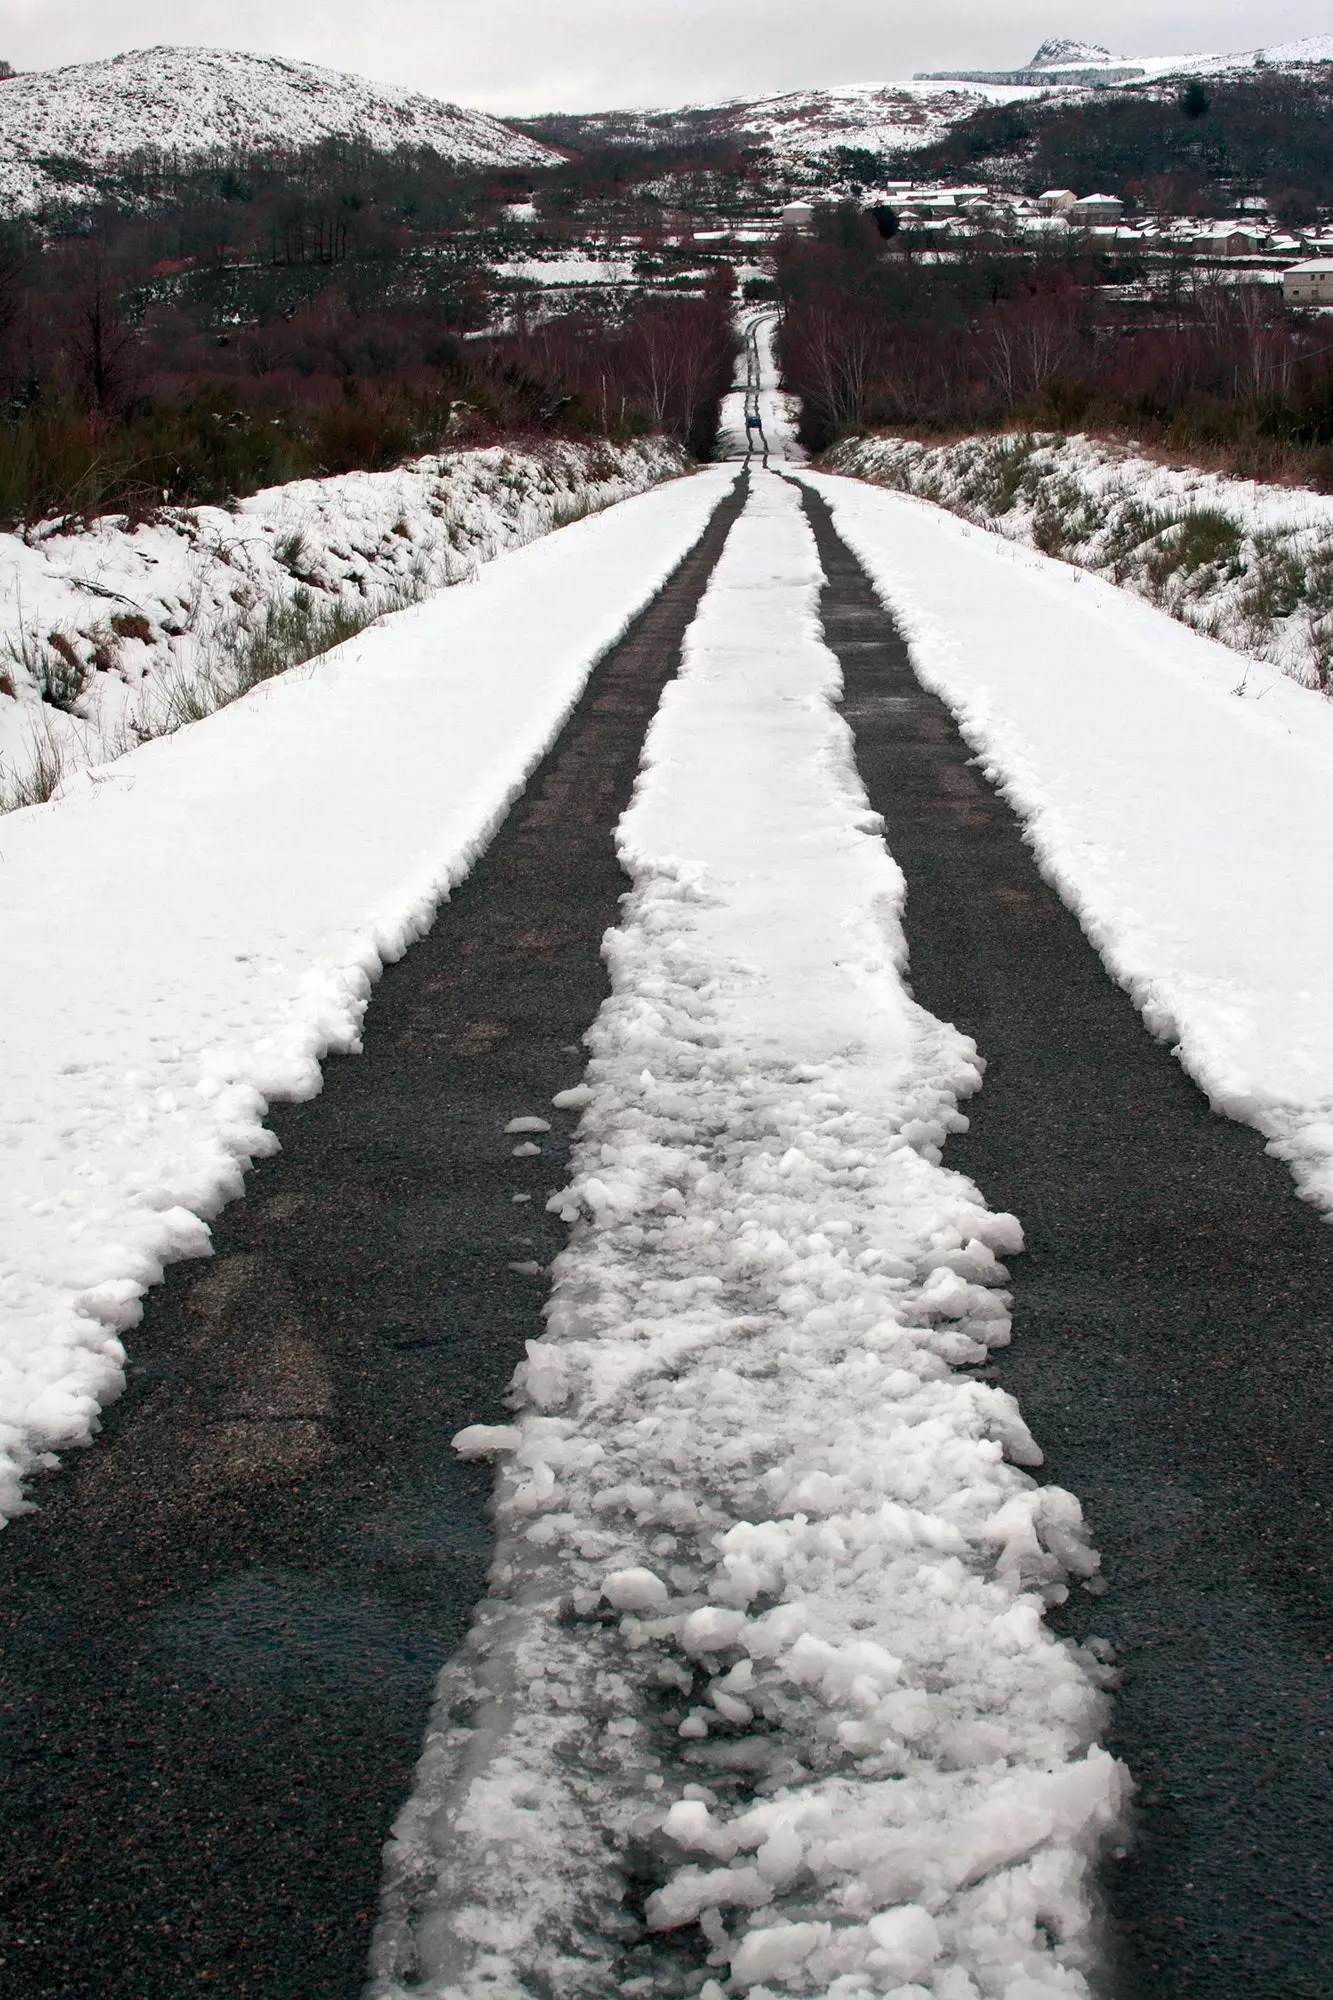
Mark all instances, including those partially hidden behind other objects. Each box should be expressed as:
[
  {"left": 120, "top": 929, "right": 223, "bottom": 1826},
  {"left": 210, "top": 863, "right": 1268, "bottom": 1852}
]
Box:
[
  {"left": 828, "top": 431, "right": 1333, "bottom": 694},
  {"left": 0, "top": 436, "right": 688, "bottom": 809}
]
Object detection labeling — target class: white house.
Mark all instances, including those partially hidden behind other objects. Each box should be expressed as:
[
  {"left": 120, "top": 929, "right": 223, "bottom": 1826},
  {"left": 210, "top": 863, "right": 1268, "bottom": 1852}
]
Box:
[
  {"left": 1283, "top": 259, "right": 1333, "bottom": 306},
  {"left": 779, "top": 200, "right": 815, "bottom": 232},
  {"left": 1069, "top": 193, "right": 1125, "bottom": 224},
  {"left": 1038, "top": 188, "right": 1077, "bottom": 213}
]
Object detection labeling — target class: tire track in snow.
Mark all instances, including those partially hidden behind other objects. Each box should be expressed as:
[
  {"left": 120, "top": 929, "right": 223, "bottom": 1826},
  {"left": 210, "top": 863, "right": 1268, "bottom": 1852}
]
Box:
[
  {"left": 0, "top": 478, "right": 748, "bottom": 2000},
  {"left": 800, "top": 479, "right": 1333, "bottom": 1999},
  {"left": 368, "top": 474, "right": 1125, "bottom": 2000}
]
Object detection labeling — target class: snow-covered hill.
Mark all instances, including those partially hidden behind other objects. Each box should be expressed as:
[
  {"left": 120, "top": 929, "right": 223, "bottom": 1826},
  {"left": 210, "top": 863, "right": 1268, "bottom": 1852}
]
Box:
[
  {"left": 525, "top": 30, "right": 1333, "bottom": 165},
  {"left": 526, "top": 78, "right": 1043, "bottom": 163},
  {"left": 0, "top": 45, "right": 560, "bottom": 213},
  {"left": 919, "top": 30, "right": 1333, "bottom": 88}
]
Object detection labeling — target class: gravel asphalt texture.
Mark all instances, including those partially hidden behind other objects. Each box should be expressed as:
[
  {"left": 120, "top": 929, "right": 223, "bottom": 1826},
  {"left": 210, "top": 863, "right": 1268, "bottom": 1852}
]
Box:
[
  {"left": 802, "top": 478, "right": 1333, "bottom": 2000},
  {"left": 0, "top": 473, "right": 748, "bottom": 2000}
]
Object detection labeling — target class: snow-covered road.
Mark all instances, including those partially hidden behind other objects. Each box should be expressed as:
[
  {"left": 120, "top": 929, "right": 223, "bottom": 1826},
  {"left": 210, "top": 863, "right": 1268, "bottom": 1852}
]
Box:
[
  {"left": 370, "top": 473, "right": 1126, "bottom": 2000},
  {"left": 5, "top": 312, "right": 1333, "bottom": 1995},
  {"left": 802, "top": 472, "right": 1333, "bottom": 1219},
  {"left": 370, "top": 343, "right": 1333, "bottom": 1997},
  {"left": 0, "top": 471, "right": 734, "bottom": 1519}
]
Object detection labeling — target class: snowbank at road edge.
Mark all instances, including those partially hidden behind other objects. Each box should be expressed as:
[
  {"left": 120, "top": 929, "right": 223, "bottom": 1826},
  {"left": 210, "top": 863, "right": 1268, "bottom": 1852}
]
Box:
[
  {"left": 369, "top": 474, "right": 1125, "bottom": 2000},
  {"left": 1, "top": 437, "right": 687, "bottom": 807},
  {"left": 0, "top": 468, "right": 736, "bottom": 1523},
  {"left": 802, "top": 469, "right": 1333, "bottom": 1219},
  {"left": 828, "top": 431, "right": 1333, "bottom": 694}
]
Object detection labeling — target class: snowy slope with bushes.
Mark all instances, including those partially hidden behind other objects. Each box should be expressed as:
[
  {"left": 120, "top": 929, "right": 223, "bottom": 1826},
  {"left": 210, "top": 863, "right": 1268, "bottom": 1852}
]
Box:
[
  {"left": 520, "top": 79, "right": 1041, "bottom": 161},
  {"left": 829, "top": 433, "right": 1333, "bottom": 694},
  {"left": 0, "top": 45, "right": 558, "bottom": 212},
  {"left": 0, "top": 437, "right": 687, "bottom": 810}
]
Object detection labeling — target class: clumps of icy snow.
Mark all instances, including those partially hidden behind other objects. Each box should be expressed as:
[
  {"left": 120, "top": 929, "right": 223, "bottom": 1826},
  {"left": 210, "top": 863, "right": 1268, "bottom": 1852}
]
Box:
[
  {"left": 0, "top": 438, "right": 686, "bottom": 810},
  {"left": 0, "top": 45, "right": 558, "bottom": 214},
  {"left": 828, "top": 432, "right": 1333, "bottom": 696},
  {"left": 369, "top": 476, "right": 1124, "bottom": 2000}
]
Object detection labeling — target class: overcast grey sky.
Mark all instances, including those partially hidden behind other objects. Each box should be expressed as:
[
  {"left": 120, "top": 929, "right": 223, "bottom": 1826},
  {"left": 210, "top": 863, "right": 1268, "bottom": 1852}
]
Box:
[{"left": 0, "top": 1, "right": 1326, "bottom": 114}]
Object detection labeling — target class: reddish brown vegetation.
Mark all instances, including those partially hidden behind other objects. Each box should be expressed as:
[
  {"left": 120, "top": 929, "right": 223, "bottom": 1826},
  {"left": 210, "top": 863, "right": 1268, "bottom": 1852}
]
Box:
[{"left": 777, "top": 209, "right": 1333, "bottom": 488}]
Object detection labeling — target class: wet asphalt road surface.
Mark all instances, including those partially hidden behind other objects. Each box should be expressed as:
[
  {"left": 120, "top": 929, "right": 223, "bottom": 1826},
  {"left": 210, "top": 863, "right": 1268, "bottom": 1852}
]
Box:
[
  {"left": 801, "top": 481, "right": 1333, "bottom": 1999},
  {"left": 0, "top": 473, "right": 748, "bottom": 2000}
]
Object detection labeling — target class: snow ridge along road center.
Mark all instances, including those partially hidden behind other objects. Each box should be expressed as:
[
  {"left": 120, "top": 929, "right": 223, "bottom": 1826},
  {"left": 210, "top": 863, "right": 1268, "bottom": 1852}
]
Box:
[
  {"left": 800, "top": 473, "right": 1333, "bottom": 1223},
  {"left": 371, "top": 474, "right": 1126, "bottom": 2000},
  {"left": 0, "top": 469, "right": 735, "bottom": 1522}
]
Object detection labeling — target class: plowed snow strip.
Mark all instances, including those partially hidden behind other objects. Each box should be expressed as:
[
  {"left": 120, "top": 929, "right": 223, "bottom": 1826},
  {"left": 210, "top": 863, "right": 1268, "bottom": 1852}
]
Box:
[
  {"left": 798, "top": 472, "right": 1333, "bottom": 1221},
  {"left": 0, "top": 469, "right": 737, "bottom": 1521},
  {"left": 370, "top": 474, "right": 1123, "bottom": 2000}
]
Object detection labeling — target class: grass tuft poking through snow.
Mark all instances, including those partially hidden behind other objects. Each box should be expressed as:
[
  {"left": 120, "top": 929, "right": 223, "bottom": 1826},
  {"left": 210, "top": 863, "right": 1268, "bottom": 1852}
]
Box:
[
  {"left": 0, "top": 437, "right": 688, "bottom": 812},
  {"left": 829, "top": 433, "right": 1333, "bottom": 694},
  {"left": 369, "top": 476, "right": 1125, "bottom": 2000}
]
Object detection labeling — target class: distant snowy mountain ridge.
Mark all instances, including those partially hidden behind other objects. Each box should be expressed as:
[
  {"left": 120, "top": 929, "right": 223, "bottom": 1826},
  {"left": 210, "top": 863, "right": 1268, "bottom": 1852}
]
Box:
[
  {"left": 1027, "top": 39, "right": 1116, "bottom": 68},
  {"left": 0, "top": 45, "right": 560, "bottom": 214},
  {"left": 524, "top": 30, "right": 1333, "bottom": 165},
  {"left": 918, "top": 30, "right": 1333, "bottom": 88}
]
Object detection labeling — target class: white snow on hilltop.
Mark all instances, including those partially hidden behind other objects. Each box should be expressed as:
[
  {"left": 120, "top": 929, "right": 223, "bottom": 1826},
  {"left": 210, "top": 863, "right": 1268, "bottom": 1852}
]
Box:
[
  {"left": 919, "top": 29, "right": 1333, "bottom": 87},
  {"left": 691, "top": 80, "right": 1044, "bottom": 158},
  {"left": 0, "top": 45, "right": 558, "bottom": 212},
  {"left": 541, "top": 78, "right": 1044, "bottom": 161},
  {"left": 0, "top": 469, "right": 732, "bottom": 1523},
  {"left": 557, "top": 30, "right": 1333, "bottom": 162},
  {"left": 371, "top": 470, "right": 1125, "bottom": 2000}
]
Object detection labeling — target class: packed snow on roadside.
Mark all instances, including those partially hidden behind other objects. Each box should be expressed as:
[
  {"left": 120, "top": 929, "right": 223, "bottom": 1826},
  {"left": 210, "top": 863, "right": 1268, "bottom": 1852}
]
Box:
[
  {"left": 369, "top": 475, "right": 1125, "bottom": 2000},
  {"left": 0, "top": 467, "right": 735, "bottom": 1523},
  {"left": 0, "top": 437, "right": 687, "bottom": 807},
  {"left": 828, "top": 432, "right": 1333, "bottom": 693},
  {"left": 803, "top": 469, "right": 1333, "bottom": 1218}
]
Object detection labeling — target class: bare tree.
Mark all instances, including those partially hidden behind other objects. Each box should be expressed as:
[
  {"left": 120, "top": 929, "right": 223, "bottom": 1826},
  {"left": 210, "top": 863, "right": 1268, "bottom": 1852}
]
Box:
[
  {"left": 789, "top": 305, "right": 882, "bottom": 431},
  {"left": 1233, "top": 284, "right": 1294, "bottom": 400},
  {"left": 69, "top": 248, "right": 139, "bottom": 413},
  {"left": 979, "top": 298, "right": 1080, "bottom": 408},
  {"left": 626, "top": 300, "right": 733, "bottom": 443}
]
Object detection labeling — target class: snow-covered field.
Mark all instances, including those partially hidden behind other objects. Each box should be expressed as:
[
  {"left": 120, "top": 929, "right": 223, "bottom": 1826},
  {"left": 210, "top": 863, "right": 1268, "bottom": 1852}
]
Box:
[
  {"left": 829, "top": 433, "right": 1333, "bottom": 693},
  {"left": 0, "top": 468, "right": 733, "bottom": 1521},
  {"left": 371, "top": 472, "right": 1124, "bottom": 2000},
  {"left": 803, "top": 469, "right": 1333, "bottom": 1223},
  {"left": 0, "top": 438, "right": 687, "bottom": 809},
  {"left": 0, "top": 45, "right": 557, "bottom": 213},
  {"left": 497, "top": 255, "right": 640, "bottom": 287}
]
